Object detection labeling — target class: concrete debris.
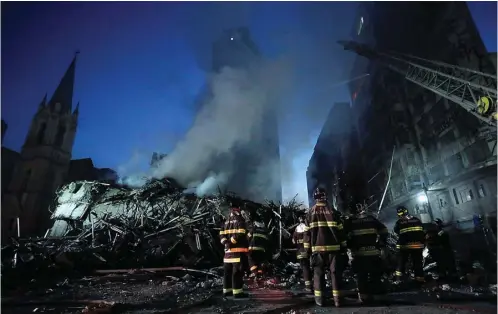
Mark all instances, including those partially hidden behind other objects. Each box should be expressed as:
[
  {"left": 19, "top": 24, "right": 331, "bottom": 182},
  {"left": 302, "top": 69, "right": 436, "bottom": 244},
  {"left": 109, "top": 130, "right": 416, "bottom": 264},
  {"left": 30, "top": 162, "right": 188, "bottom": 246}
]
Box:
[
  {"left": 2, "top": 179, "right": 496, "bottom": 313},
  {"left": 2, "top": 178, "right": 306, "bottom": 284}
]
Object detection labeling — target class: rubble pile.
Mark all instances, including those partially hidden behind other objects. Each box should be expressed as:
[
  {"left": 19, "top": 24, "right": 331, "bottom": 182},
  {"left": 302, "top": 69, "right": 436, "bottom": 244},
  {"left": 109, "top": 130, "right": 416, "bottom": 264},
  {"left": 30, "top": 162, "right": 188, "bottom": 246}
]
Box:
[{"left": 2, "top": 179, "right": 306, "bottom": 279}]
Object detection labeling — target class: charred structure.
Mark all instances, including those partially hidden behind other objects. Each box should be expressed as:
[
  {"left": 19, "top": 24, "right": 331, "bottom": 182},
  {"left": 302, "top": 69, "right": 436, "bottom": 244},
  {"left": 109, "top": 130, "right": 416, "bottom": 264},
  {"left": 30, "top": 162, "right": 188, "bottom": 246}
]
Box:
[
  {"left": 343, "top": 2, "right": 496, "bottom": 265},
  {"left": 2, "top": 178, "right": 305, "bottom": 274}
]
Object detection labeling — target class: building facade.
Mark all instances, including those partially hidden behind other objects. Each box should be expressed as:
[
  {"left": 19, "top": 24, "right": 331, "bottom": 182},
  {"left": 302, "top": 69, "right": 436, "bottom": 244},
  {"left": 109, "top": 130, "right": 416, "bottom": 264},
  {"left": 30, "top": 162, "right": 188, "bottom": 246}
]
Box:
[
  {"left": 306, "top": 102, "right": 360, "bottom": 210},
  {"left": 342, "top": 2, "right": 496, "bottom": 259},
  {"left": 202, "top": 27, "right": 282, "bottom": 203}
]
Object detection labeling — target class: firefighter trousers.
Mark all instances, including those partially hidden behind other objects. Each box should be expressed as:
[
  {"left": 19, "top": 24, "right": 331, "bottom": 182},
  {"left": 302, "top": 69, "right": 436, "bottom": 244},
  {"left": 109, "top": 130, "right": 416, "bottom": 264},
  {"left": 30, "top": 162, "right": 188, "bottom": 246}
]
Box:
[
  {"left": 352, "top": 256, "right": 383, "bottom": 295},
  {"left": 223, "top": 262, "right": 244, "bottom": 296},
  {"left": 311, "top": 252, "right": 345, "bottom": 300},
  {"left": 429, "top": 248, "right": 456, "bottom": 279},
  {"left": 248, "top": 250, "right": 266, "bottom": 274},
  {"left": 298, "top": 257, "right": 311, "bottom": 288},
  {"left": 396, "top": 249, "right": 424, "bottom": 282}
]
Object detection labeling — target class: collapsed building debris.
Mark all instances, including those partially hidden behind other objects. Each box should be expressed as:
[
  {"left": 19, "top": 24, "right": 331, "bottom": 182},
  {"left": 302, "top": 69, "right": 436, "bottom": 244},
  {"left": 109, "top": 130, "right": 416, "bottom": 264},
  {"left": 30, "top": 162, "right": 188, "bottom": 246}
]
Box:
[
  {"left": 2, "top": 179, "right": 496, "bottom": 312},
  {"left": 2, "top": 179, "right": 306, "bottom": 277}
]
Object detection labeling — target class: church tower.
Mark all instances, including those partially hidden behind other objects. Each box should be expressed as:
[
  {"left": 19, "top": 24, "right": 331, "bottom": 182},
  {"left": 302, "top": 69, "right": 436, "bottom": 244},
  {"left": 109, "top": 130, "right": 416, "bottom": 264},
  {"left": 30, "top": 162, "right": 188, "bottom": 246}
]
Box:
[{"left": 4, "top": 54, "right": 79, "bottom": 237}]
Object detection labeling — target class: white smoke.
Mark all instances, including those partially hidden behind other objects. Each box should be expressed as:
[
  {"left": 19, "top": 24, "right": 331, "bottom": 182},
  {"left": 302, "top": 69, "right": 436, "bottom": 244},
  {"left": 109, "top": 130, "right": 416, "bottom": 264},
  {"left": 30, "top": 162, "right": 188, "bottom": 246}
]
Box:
[{"left": 149, "top": 58, "right": 293, "bottom": 198}]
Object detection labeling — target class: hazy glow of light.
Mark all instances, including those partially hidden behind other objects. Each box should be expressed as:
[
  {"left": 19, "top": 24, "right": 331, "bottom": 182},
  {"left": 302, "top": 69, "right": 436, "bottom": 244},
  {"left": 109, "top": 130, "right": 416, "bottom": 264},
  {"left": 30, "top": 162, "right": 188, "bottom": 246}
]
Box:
[
  {"left": 417, "top": 194, "right": 428, "bottom": 203},
  {"left": 230, "top": 37, "right": 234, "bottom": 41}
]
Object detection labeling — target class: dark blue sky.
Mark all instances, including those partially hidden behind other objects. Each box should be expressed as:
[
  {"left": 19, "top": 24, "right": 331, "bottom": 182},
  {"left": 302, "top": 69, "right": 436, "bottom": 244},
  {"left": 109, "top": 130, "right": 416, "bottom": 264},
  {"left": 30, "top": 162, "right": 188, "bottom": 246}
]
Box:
[{"left": 2, "top": 1, "right": 496, "bottom": 201}]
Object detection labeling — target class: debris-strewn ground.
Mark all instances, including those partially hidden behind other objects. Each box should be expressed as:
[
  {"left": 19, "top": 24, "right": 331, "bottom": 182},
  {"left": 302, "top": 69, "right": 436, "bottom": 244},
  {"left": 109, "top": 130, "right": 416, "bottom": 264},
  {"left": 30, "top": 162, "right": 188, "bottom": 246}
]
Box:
[
  {"left": 2, "top": 265, "right": 497, "bottom": 314},
  {"left": 2, "top": 178, "right": 497, "bottom": 313}
]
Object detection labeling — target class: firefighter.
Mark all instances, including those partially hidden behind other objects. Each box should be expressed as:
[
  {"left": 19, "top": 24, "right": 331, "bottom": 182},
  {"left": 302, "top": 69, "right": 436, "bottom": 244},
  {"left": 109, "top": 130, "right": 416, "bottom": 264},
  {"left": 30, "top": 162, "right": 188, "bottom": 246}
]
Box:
[
  {"left": 345, "top": 202, "right": 389, "bottom": 304},
  {"left": 247, "top": 215, "right": 269, "bottom": 278},
  {"left": 426, "top": 219, "right": 456, "bottom": 280},
  {"left": 292, "top": 212, "right": 312, "bottom": 292},
  {"left": 305, "top": 187, "right": 347, "bottom": 307},
  {"left": 219, "top": 201, "right": 249, "bottom": 298},
  {"left": 393, "top": 206, "right": 425, "bottom": 284}
]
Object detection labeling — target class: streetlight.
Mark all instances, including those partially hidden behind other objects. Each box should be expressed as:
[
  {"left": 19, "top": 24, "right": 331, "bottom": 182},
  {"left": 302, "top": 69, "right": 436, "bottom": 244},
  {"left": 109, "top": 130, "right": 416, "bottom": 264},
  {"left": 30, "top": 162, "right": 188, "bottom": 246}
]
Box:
[{"left": 417, "top": 184, "right": 434, "bottom": 221}]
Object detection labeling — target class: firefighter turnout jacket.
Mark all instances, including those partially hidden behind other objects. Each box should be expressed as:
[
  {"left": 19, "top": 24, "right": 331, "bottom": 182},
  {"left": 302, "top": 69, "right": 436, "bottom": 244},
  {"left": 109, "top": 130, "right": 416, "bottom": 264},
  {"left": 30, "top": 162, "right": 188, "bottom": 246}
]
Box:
[
  {"left": 305, "top": 202, "right": 347, "bottom": 253},
  {"left": 293, "top": 222, "right": 310, "bottom": 259},
  {"left": 248, "top": 222, "right": 269, "bottom": 253},
  {"left": 345, "top": 213, "right": 388, "bottom": 257},
  {"left": 220, "top": 212, "right": 249, "bottom": 263},
  {"left": 393, "top": 215, "right": 425, "bottom": 250}
]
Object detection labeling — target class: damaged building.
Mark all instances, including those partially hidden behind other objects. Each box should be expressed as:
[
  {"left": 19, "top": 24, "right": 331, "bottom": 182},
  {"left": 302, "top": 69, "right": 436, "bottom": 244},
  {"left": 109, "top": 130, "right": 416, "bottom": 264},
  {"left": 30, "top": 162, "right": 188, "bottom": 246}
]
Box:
[
  {"left": 1, "top": 177, "right": 305, "bottom": 272},
  {"left": 306, "top": 102, "right": 361, "bottom": 210},
  {"left": 323, "top": 2, "right": 497, "bottom": 261}
]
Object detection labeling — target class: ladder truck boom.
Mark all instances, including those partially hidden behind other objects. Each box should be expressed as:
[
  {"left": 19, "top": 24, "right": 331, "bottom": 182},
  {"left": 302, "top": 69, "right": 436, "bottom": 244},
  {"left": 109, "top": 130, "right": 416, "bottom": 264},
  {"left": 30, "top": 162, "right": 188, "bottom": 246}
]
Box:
[{"left": 338, "top": 40, "right": 497, "bottom": 131}]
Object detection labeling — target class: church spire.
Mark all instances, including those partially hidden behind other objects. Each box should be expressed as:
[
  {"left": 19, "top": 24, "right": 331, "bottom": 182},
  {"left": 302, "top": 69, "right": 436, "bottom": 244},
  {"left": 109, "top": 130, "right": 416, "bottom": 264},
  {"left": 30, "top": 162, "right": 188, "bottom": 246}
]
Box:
[
  {"left": 48, "top": 51, "right": 79, "bottom": 113},
  {"left": 38, "top": 93, "right": 47, "bottom": 110}
]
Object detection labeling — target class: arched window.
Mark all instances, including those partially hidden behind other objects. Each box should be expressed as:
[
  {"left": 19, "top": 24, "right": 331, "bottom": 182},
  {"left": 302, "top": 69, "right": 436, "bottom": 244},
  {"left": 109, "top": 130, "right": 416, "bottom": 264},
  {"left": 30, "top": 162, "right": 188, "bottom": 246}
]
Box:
[
  {"left": 55, "top": 124, "right": 66, "bottom": 147},
  {"left": 37, "top": 123, "right": 46, "bottom": 144}
]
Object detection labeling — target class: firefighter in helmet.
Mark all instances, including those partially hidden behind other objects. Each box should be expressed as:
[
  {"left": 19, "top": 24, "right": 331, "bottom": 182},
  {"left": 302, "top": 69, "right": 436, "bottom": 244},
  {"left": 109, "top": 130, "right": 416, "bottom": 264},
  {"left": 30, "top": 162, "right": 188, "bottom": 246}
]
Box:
[
  {"left": 219, "top": 200, "right": 249, "bottom": 298},
  {"left": 292, "top": 212, "right": 312, "bottom": 292},
  {"left": 393, "top": 205, "right": 425, "bottom": 284},
  {"left": 345, "top": 202, "right": 389, "bottom": 304},
  {"left": 247, "top": 214, "right": 270, "bottom": 278},
  {"left": 305, "top": 187, "right": 347, "bottom": 307}
]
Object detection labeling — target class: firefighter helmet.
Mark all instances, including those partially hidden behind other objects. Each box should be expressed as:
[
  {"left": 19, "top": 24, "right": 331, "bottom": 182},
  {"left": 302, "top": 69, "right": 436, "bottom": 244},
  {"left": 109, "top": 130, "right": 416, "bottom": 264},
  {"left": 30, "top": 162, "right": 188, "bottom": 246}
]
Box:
[
  {"left": 396, "top": 206, "right": 409, "bottom": 217},
  {"left": 313, "top": 187, "right": 327, "bottom": 201}
]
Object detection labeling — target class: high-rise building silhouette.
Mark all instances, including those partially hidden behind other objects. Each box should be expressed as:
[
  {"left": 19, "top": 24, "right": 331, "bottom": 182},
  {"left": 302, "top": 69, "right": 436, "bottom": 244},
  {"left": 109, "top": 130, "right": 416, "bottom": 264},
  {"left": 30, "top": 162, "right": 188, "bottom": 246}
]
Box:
[{"left": 207, "top": 27, "right": 282, "bottom": 202}]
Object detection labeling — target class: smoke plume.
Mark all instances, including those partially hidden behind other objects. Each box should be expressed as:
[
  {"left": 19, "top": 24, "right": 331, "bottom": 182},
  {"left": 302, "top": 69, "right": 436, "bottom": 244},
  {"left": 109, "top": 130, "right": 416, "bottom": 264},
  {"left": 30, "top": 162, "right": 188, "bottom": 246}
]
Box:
[
  {"left": 150, "top": 58, "right": 294, "bottom": 200},
  {"left": 116, "top": 2, "right": 358, "bottom": 204}
]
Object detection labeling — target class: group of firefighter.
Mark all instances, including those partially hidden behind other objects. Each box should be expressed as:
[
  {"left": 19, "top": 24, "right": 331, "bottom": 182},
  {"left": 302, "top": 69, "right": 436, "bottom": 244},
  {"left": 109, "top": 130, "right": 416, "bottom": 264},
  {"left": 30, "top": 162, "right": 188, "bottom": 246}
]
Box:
[{"left": 219, "top": 187, "right": 455, "bottom": 307}]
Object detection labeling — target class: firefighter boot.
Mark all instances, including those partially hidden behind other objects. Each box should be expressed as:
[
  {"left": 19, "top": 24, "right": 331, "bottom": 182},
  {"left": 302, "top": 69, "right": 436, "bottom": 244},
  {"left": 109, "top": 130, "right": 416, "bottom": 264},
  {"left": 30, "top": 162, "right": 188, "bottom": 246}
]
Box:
[
  {"left": 358, "top": 293, "right": 371, "bottom": 305},
  {"left": 314, "top": 296, "right": 324, "bottom": 307},
  {"left": 333, "top": 296, "right": 341, "bottom": 307},
  {"left": 233, "top": 292, "right": 249, "bottom": 299}
]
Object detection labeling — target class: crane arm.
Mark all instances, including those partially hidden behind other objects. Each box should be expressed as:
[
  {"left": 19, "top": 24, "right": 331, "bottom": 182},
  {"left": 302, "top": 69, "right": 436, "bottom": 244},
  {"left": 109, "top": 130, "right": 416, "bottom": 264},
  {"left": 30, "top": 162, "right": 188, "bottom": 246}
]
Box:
[{"left": 338, "top": 40, "right": 497, "bottom": 130}]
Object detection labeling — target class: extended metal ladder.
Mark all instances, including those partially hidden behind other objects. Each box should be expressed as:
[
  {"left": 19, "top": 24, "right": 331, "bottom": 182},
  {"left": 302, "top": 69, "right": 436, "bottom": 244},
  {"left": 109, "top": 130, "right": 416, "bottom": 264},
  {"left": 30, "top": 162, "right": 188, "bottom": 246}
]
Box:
[{"left": 338, "top": 40, "right": 497, "bottom": 130}]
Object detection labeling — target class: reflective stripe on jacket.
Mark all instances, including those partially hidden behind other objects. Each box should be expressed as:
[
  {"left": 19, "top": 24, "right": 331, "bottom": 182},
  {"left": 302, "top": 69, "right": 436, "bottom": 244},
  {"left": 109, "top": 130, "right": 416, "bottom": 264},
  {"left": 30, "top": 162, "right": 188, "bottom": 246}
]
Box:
[
  {"left": 344, "top": 213, "right": 388, "bottom": 257},
  {"left": 220, "top": 211, "right": 248, "bottom": 263},
  {"left": 248, "top": 224, "right": 269, "bottom": 252},
  {"left": 293, "top": 222, "right": 310, "bottom": 259},
  {"left": 393, "top": 215, "right": 425, "bottom": 250},
  {"left": 306, "top": 202, "right": 346, "bottom": 253}
]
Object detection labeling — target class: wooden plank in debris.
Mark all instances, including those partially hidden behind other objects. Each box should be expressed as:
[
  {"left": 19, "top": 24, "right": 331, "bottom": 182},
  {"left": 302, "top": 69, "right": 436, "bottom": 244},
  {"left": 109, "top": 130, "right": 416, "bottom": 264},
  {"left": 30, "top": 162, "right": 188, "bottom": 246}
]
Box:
[{"left": 94, "top": 267, "right": 220, "bottom": 277}]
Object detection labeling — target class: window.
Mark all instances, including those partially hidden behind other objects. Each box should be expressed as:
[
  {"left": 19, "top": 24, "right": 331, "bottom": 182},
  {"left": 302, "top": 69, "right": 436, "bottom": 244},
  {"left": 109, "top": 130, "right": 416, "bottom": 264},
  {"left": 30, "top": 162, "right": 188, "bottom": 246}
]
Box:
[
  {"left": 456, "top": 185, "right": 474, "bottom": 204},
  {"left": 55, "top": 124, "right": 66, "bottom": 147},
  {"left": 37, "top": 123, "right": 46, "bottom": 144},
  {"left": 477, "top": 184, "right": 486, "bottom": 198},
  {"left": 439, "top": 198, "right": 447, "bottom": 208},
  {"left": 452, "top": 189, "right": 459, "bottom": 205},
  {"left": 357, "top": 16, "right": 364, "bottom": 36},
  {"left": 439, "top": 130, "right": 455, "bottom": 147}
]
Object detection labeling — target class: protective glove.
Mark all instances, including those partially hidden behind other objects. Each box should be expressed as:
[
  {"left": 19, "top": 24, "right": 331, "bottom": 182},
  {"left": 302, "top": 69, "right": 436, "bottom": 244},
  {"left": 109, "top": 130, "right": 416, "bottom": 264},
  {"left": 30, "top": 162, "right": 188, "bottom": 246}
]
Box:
[{"left": 224, "top": 242, "right": 230, "bottom": 252}]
